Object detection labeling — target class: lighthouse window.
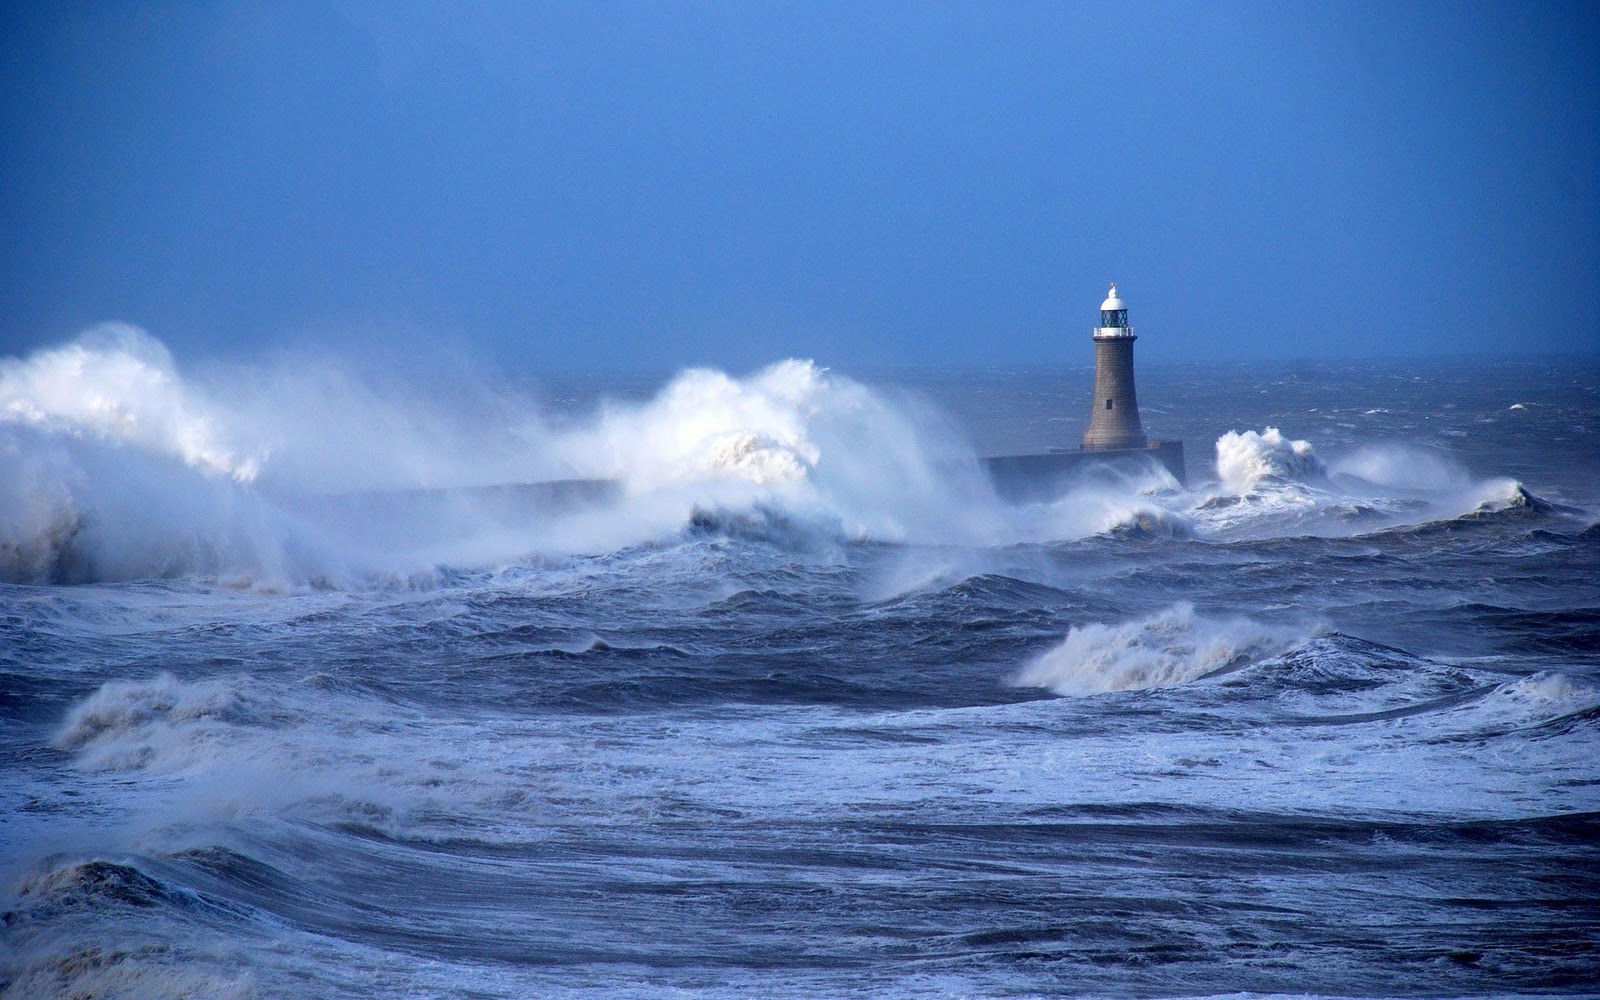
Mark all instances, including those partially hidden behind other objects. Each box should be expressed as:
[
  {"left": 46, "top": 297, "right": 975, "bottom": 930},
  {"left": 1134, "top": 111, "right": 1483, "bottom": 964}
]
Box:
[
  {"left": 1106, "top": 398, "right": 1114, "bottom": 410},
  {"left": 1100, "top": 309, "right": 1127, "bottom": 328}
]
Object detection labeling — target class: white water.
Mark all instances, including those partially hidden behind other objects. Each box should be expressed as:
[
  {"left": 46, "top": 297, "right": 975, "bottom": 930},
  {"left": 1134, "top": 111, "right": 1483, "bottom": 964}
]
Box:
[
  {"left": 0, "top": 328, "right": 1576, "bottom": 586},
  {"left": 1014, "top": 602, "right": 1314, "bottom": 695},
  {"left": 0, "top": 329, "right": 1185, "bottom": 584},
  {"left": 3, "top": 345, "right": 1595, "bottom": 1000},
  {"left": 1214, "top": 426, "right": 1324, "bottom": 493},
  {"left": 0, "top": 324, "right": 263, "bottom": 482}
]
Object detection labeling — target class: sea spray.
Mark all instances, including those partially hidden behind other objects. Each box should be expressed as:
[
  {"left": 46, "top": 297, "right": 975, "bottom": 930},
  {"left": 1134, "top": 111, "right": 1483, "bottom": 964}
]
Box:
[
  {"left": 0, "top": 333, "right": 1031, "bottom": 580},
  {"left": 562, "top": 359, "right": 1005, "bottom": 543},
  {"left": 0, "top": 324, "right": 264, "bottom": 481},
  {"left": 1329, "top": 444, "right": 1470, "bottom": 491},
  {"left": 0, "top": 424, "right": 337, "bottom": 585},
  {"left": 0, "top": 437, "right": 85, "bottom": 582},
  {"left": 215, "top": 350, "right": 566, "bottom": 495}
]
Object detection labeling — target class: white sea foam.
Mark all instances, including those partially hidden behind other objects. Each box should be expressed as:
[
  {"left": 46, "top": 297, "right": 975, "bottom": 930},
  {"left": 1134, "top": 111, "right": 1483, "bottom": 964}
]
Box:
[
  {"left": 1464, "top": 671, "right": 1600, "bottom": 730},
  {"left": 1214, "top": 426, "right": 1324, "bottom": 494},
  {"left": 0, "top": 325, "right": 263, "bottom": 481},
  {"left": 55, "top": 673, "right": 285, "bottom": 774},
  {"left": 1014, "top": 603, "right": 1311, "bottom": 695}
]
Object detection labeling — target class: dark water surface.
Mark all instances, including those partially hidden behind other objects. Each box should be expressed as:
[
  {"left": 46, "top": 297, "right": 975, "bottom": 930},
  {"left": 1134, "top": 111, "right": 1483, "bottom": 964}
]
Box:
[{"left": 2, "top": 355, "right": 1597, "bottom": 998}]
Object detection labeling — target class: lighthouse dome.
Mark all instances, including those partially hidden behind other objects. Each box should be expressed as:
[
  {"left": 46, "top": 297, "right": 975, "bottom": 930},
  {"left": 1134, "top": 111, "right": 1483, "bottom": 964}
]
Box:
[{"left": 1100, "top": 283, "right": 1125, "bottom": 311}]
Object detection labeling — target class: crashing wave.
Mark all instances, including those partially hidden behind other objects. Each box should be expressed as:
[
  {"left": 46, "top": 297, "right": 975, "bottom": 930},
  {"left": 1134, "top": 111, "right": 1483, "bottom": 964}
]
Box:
[
  {"left": 0, "top": 451, "right": 86, "bottom": 583},
  {"left": 1214, "top": 427, "right": 1325, "bottom": 494},
  {"left": 565, "top": 359, "right": 1003, "bottom": 543},
  {"left": 0, "top": 329, "right": 332, "bottom": 585},
  {"left": 0, "top": 425, "right": 331, "bottom": 586},
  {"left": 0, "top": 324, "right": 264, "bottom": 482},
  {"left": 1465, "top": 480, "right": 1567, "bottom": 515},
  {"left": 1, "top": 332, "right": 1019, "bottom": 579},
  {"left": 566, "top": 360, "right": 830, "bottom": 491}
]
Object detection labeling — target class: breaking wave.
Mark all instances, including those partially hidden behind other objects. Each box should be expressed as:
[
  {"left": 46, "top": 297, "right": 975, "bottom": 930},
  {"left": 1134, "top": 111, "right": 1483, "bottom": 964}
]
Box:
[
  {"left": 45, "top": 671, "right": 474, "bottom": 833},
  {"left": 1195, "top": 425, "right": 1587, "bottom": 542},
  {"left": 5, "top": 326, "right": 1229, "bottom": 584},
  {"left": 5, "top": 328, "right": 1581, "bottom": 586},
  {"left": 1, "top": 324, "right": 263, "bottom": 481},
  {"left": 55, "top": 672, "right": 286, "bottom": 773},
  {"left": 1214, "top": 426, "right": 1325, "bottom": 493},
  {"left": 0, "top": 329, "right": 1009, "bottom": 583},
  {"left": 1014, "top": 603, "right": 1313, "bottom": 695}
]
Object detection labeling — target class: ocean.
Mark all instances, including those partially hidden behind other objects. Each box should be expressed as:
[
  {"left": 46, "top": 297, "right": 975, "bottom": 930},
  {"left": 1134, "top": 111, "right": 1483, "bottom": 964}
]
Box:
[{"left": 2, "top": 329, "right": 1597, "bottom": 998}]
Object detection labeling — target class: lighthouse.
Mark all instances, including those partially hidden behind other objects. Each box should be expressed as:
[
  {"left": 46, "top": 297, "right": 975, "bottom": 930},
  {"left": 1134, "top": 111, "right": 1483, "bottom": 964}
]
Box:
[
  {"left": 1081, "top": 282, "right": 1148, "bottom": 451},
  {"left": 976, "top": 280, "right": 1187, "bottom": 498}
]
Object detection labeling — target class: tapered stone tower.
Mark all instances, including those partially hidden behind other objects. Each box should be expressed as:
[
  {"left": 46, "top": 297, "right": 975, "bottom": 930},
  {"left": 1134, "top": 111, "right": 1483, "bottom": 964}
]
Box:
[
  {"left": 978, "top": 280, "right": 1185, "bottom": 497},
  {"left": 1081, "top": 282, "right": 1148, "bottom": 451}
]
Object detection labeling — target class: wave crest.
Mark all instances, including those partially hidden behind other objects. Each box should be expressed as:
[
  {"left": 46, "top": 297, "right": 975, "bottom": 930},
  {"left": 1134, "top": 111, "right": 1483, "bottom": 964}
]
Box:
[
  {"left": 1015, "top": 603, "right": 1310, "bottom": 695},
  {"left": 1215, "top": 427, "right": 1324, "bottom": 494},
  {"left": 0, "top": 324, "right": 263, "bottom": 481},
  {"left": 55, "top": 673, "right": 280, "bottom": 772},
  {"left": 1471, "top": 671, "right": 1600, "bottom": 730}
]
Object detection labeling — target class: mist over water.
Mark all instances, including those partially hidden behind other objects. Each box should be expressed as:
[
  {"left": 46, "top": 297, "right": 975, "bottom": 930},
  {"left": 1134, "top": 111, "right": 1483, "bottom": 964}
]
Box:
[{"left": 2, "top": 331, "right": 1598, "bottom": 998}]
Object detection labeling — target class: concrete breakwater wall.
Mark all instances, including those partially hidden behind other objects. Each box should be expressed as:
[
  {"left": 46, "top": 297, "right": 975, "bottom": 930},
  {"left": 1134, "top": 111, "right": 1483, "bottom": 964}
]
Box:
[{"left": 307, "top": 441, "right": 1186, "bottom": 524}]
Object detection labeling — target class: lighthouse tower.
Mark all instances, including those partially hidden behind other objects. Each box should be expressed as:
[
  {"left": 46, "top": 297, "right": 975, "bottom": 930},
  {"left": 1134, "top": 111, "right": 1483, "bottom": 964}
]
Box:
[
  {"left": 1081, "top": 282, "right": 1148, "bottom": 451},
  {"left": 974, "top": 279, "right": 1185, "bottom": 496}
]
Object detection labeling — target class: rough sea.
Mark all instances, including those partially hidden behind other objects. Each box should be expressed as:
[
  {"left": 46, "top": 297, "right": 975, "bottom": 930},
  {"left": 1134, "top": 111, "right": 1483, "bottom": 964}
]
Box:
[{"left": 2, "top": 327, "right": 1597, "bottom": 999}]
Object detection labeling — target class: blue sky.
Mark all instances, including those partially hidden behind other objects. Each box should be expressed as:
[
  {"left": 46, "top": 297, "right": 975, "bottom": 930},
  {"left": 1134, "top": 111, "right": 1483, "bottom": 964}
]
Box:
[{"left": 2, "top": 1, "right": 1596, "bottom": 371}]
